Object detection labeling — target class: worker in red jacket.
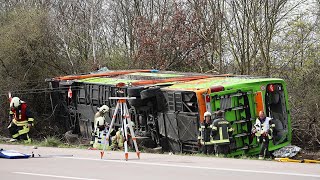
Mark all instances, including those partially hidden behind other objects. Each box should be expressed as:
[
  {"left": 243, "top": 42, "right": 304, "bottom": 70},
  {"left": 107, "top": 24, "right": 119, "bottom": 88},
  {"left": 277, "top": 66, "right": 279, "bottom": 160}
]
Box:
[{"left": 7, "top": 97, "right": 34, "bottom": 143}]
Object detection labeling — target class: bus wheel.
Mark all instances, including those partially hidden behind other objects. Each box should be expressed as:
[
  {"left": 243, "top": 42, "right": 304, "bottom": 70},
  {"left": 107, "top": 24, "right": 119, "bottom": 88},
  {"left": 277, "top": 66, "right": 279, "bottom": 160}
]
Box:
[
  {"left": 127, "top": 86, "right": 146, "bottom": 97},
  {"left": 128, "top": 98, "right": 146, "bottom": 107},
  {"left": 140, "top": 87, "right": 161, "bottom": 99}
]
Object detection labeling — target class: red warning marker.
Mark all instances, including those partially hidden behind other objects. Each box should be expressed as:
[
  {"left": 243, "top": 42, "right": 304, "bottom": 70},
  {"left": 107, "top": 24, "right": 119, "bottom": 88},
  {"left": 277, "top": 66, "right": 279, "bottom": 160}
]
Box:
[{"left": 68, "top": 86, "right": 72, "bottom": 98}]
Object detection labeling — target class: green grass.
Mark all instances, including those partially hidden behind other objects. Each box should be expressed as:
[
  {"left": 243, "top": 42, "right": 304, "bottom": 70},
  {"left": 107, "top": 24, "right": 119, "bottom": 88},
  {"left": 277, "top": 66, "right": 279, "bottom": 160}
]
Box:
[
  {"left": 237, "top": 155, "right": 259, "bottom": 160},
  {"left": 0, "top": 136, "right": 90, "bottom": 149},
  {"left": 36, "top": 137, "right": 90, "bottom": 149},
  {"left": 40, "top": 136, "right": 62, "bottom": 147},
  {"left": 168, "top": 151, "right": 274, "bottom": 161}
]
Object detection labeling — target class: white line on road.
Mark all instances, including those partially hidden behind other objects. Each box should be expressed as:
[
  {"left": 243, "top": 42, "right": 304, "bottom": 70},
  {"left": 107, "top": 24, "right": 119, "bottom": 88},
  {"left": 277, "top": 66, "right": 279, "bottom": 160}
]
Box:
[
  {"left": 60, "top": 157, "right": 320, "bottom": 178},
  {"left": 13, "top": 172, "right": 102, "bottom": 180}
]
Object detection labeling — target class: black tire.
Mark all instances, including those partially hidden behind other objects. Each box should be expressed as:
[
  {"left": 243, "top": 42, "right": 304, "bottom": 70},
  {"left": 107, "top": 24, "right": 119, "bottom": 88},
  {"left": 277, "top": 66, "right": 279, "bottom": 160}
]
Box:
[
  {"left": 128, "top": 98, "right": 147, "bottom": 107},
  {"left": 160, "top": 137, "right": 169, "bottom": 151},
  {"left": 140, "top": 87, "right": 161, "bottom": 100},
  {"left": 127, "top": 86, "right": 146, "bottom": 97}
]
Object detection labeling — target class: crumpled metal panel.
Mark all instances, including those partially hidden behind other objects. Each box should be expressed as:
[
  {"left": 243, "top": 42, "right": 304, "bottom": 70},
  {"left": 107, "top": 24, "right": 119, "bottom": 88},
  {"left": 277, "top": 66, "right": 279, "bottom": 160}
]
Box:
[{"left": 272, "top": 145, "right": 301, "bottom": 158}]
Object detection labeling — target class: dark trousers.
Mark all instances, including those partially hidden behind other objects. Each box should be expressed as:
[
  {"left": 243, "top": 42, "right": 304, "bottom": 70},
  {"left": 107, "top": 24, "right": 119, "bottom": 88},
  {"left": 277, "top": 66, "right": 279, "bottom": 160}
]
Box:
[
  {"left": 259, "top": 136, "right": 270, "bottom": 158},
  {"left": 201, "top": 145, "right": 215, "bottom": 155},
  {"left": 215, "top": 144, "right": 230, "bottom": 156}
]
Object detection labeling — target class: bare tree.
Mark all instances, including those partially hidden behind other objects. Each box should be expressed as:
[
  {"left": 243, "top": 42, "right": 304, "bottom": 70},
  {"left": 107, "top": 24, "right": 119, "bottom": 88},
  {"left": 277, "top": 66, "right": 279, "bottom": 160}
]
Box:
[
  {"left": 50, "top": 0, "right": 105, "bottom": 73},
  {"left": 224, "top": 0, "right": 254, "bottom": 74},
  {"left": 187, "top": 0, "right": 226, "bottom": 73}
]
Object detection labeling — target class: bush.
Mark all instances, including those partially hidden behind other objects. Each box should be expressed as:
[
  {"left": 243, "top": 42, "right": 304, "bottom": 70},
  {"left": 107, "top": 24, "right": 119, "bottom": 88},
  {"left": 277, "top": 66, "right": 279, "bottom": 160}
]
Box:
[{"left": 286, "top": 65, "right": 320, "bottom": 151}]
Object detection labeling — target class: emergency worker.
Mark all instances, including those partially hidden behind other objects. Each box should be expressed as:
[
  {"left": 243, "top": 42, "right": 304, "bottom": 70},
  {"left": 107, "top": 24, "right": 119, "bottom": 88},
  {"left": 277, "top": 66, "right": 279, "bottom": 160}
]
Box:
[
  {"left": 91, "top": 105, "right": 112, "bottom": 149},
  {"left": 211, "top": 110, "right": 233, "bottom": 156},
  {"left": 197, "top": 111, "right": 215, "bottom": 155},
  {"left": 111, "top": 121, "right": 135, "bottom": 150},
  {"left": 252, "top": 111, "right": 275, "bottom": 159},
  {"left": 7, "top": 97, "right": 34, "bottom": 143}
]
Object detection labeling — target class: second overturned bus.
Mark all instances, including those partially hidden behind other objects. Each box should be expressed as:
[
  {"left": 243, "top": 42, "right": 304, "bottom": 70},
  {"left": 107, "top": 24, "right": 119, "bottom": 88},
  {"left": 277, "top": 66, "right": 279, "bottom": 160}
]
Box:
[{"left": 47, "top": 69, "right": 291, "bottom": 156}]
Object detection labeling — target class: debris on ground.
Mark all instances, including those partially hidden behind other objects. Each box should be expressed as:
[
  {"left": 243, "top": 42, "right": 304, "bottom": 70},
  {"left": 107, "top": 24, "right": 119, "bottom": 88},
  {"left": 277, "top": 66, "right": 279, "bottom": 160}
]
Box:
[
  {"left": 272, "top": 145, "right": 301, "bottom": 158},
  {"left": 273, "top": 145, "right": 320, "bottom": 163},
  {"left": 141, "top": 146, "right": 163, "bottom": 154},
  {"left": 0, "top": 149, "right": 30, "bottom": 159}
]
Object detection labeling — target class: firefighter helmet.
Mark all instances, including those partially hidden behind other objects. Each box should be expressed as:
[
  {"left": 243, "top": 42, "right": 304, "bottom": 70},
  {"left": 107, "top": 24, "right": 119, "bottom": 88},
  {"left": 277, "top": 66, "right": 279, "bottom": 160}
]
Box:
[
  {"left": 10, "top": 97, "right": 21, "bottom": 108},
  {"left": 204, "top": 111, "right": 212, "bottom": 117}
]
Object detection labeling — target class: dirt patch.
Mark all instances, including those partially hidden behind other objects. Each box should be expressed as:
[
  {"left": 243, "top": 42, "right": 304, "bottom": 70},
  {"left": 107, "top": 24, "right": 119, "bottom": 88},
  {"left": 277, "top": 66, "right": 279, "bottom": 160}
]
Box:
[
  {"left": 0, "top": 135, "right": 10, "bottom": 142},
  {"left": 293, "top": 151, "right": 320, "bottom": 160}
]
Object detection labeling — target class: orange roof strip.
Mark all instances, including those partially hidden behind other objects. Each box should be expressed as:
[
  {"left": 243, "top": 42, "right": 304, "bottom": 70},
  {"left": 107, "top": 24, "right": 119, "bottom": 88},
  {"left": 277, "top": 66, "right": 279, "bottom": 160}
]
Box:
[
  {"left": 55, "top": 69, "right": 153, "bottom": 81},
  {"left": 195, "top": 88, "right": 209, "bottom": 123},
  {"left": 131, "top": 76, "right": 210, "bottom": 86}
]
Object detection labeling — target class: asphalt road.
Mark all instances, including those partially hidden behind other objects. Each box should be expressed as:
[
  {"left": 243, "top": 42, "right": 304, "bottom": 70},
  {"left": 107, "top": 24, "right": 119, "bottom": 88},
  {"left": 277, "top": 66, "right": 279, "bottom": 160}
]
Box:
[{"left": 0, "top": 144, "right": 319, "bottom": 180}]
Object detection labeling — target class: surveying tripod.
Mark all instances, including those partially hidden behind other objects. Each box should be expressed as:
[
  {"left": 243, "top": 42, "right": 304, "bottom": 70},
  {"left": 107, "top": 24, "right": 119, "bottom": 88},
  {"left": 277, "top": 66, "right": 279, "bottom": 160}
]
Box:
[{"left": 100, "top": 96, "right": 140, "bottom": 161}]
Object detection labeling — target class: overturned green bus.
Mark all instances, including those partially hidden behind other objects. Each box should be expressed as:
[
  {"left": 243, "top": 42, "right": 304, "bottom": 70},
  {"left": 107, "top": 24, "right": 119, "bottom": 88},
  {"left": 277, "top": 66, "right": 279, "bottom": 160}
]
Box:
[{"left": 47, "top": 69, "right": 291, "bottom": 156}]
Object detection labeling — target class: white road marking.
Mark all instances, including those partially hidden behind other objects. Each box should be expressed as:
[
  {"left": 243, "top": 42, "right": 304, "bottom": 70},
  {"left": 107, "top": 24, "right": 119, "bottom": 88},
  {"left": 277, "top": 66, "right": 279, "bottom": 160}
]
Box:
[
  {"left": 13, "top": 172, "right": 102, "bottom": 180},
  {"left": 60, "top": 156, "right": 320, "bottom": 178}
]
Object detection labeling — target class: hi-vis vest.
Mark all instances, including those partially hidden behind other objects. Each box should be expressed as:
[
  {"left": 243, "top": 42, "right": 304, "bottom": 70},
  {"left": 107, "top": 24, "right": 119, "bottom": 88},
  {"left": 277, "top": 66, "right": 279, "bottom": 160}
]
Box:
[
  {"left": 93, "top": 128, "right": 108, "bottom": 149},
  {"left": 211, "top": 118, "right": 233, "bottom": 145},
  {"left": 92, "top": 116, "right": 107, "bottom": 149},
  {"left": 253, "top": 117, "right": 273, "bottom": 138},
  {"left": 198, "top": 123, "right": 214, "bottom": 145}
]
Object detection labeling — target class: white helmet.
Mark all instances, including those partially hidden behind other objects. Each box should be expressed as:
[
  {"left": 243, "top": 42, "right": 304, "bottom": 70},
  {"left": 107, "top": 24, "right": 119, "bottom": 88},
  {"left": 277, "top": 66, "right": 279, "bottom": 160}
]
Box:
[
  {"left": 10, "top": 97, "right": 21, "bottom": 108},
  {"left": 98, "top": 105, "right": 109, "bottom": 113},
  {"left": 204, "top": 111, "right": 212, "bottom": 117}
]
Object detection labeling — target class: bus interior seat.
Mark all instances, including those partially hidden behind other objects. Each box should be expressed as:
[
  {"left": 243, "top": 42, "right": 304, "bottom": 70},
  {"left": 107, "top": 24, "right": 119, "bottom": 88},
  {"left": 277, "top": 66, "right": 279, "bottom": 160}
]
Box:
[{"left": 270, "top": 92, "right": 280, "bottom": 105}]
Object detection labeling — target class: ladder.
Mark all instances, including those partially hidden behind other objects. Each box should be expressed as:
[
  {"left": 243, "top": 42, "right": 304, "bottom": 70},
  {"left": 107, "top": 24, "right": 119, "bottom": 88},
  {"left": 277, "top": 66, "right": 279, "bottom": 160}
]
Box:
[{"left": 100, "top": 96, "right": 140, "bottom": 161}]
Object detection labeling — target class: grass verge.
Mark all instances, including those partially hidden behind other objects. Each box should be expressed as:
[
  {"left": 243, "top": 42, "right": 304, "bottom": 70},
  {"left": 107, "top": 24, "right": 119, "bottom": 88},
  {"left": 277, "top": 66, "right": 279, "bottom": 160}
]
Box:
[{"left": 0, "top": 135, "right": 89, "bottom": 149}]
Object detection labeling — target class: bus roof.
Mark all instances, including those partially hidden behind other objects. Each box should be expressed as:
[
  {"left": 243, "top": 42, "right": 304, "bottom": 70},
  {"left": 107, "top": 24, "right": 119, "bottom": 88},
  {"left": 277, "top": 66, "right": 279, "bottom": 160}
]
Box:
[
  {"left": 53, "top": 69, "right": 284, "bottom": 89},
  {"left": 163, "top": 77, "right": 284, "bottom": 91}
]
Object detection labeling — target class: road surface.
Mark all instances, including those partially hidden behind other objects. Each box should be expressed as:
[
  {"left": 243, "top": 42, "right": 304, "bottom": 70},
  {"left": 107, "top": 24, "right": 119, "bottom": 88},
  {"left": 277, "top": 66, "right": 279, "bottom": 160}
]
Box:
[{"left": 0, "top": 144, "right": 319, "bottom": 180}]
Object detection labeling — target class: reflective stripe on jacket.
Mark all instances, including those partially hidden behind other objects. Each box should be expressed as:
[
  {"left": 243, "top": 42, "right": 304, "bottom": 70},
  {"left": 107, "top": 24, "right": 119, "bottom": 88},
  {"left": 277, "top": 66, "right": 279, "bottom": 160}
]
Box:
[
  {"left": 10, "top": 103, "right": 33, "bottom": 123},
  {"left": 211, "top": 118, "right": 233, "bottom": 145},
  {"left": 198, "top": 123, "right": 214, "bottom": 145}
]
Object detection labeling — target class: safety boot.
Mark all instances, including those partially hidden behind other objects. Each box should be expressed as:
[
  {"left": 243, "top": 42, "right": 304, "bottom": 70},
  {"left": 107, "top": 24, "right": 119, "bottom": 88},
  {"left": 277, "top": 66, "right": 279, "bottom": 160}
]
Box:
[{"left": 258, "top": 155, "right": 264, "bottom": 160}]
